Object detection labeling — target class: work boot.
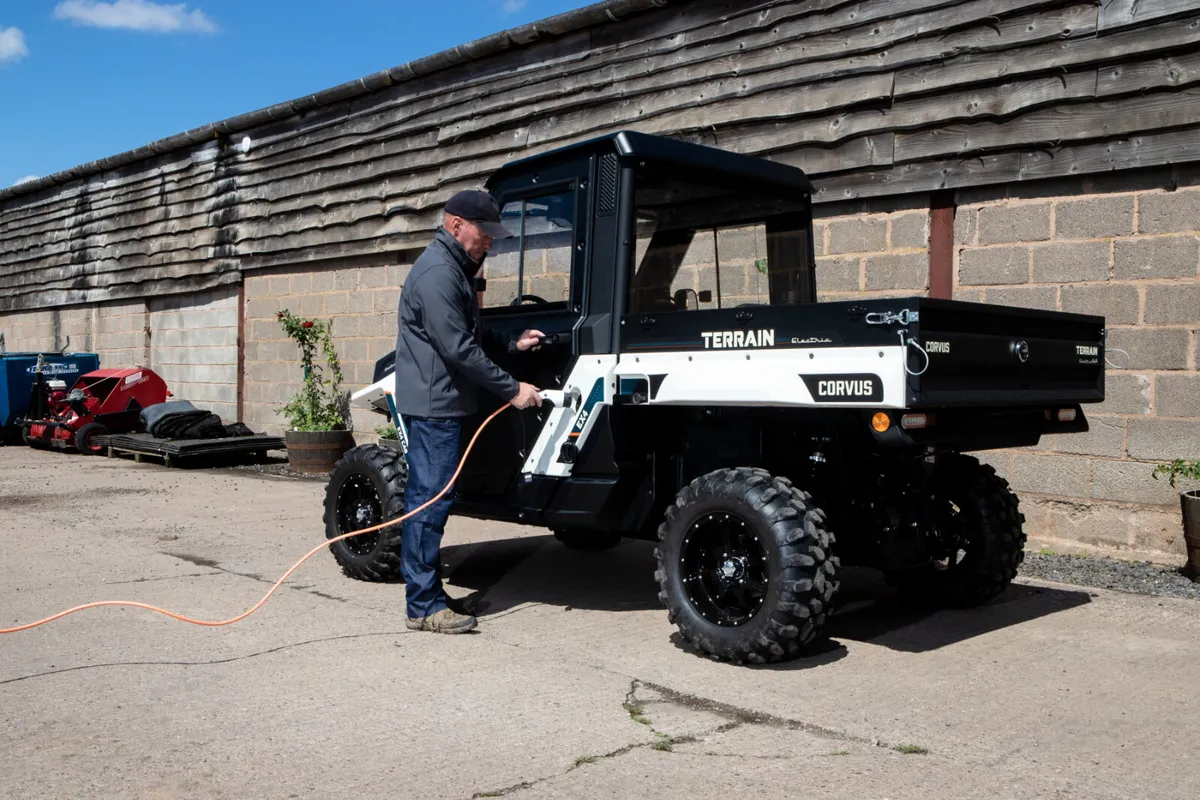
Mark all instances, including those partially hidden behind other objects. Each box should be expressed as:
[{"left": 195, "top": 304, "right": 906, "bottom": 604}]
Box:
[{"left": 405, "top": 607, "right": 477, "bottom": 634}]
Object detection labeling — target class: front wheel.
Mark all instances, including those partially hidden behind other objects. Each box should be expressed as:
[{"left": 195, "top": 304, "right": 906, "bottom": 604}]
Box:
[
  {"left": 323, "top": 444, "right": 408, "bottom": 581},
  {"left": 655, "top": 468, "right": 839, "bottom": 665},
  {"left": 885, "top": 454, "right": 1026, "bottom": 607}
]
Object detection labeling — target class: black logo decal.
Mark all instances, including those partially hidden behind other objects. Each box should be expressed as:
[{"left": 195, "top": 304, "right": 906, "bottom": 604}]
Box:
[{"left": 801, "top": 374, "right": 884, "bottom": 402}]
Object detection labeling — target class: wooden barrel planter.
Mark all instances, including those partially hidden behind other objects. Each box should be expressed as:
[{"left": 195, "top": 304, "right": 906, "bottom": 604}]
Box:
[
  {"left": 1183, "top": 490, "right": 1200, "bottom": 580},
  {"left": 285, "top": 430, "right": 354, "bottom": 473}
]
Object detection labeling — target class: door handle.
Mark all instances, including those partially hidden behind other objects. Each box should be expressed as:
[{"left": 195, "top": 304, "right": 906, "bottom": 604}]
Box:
[
  {"left": 735, "top": 310, "right": 754, "bottom": 322},
  {"left": 640, "top": 317, "right": 657, "bottom": 327}
]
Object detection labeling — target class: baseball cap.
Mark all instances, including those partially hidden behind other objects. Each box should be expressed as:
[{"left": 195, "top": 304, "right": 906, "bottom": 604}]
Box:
[{"left": 445, "top": 190, "right": 513, "bottom": 239}]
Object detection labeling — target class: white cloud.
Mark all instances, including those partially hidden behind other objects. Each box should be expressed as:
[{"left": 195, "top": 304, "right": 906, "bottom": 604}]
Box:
[
  {"left": 13, "top": 176, "right": 40, "bottom": 186},
  {"left": 503, "top": 0, "right": 527, "bottom": 12},
  {"left": 53, "top": 1, "right": 217, "bottom": 34},
  {"left": 0, "top": 26, "right": 30, "bottom": 63}
]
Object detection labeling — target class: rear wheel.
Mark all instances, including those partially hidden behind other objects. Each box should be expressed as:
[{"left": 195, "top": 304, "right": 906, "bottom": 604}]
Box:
[
  {"left": 553, "top": 528, "right": 621, "bottom": 552},
  {"left": 655, "top": 468, "right": 838, "bottom": 664},
  {"left": 323, "top": 444, "right": 407, "bottom": 581},
  {"left": 885, "top": 454, "right": 1026, "bottom": 607},
  {"left": 74, "top": 422, "right": 108, "bottom": 455}
]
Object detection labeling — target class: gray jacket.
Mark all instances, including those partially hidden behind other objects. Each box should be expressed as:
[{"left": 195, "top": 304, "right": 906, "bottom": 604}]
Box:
[{"left": 394, "top": 228, "right": 519, "bottom": 418}]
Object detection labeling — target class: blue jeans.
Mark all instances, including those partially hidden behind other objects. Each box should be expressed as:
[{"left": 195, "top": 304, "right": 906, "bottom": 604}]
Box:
[{"left": 401, "top": 416, "right": 463, "bottom": 619}]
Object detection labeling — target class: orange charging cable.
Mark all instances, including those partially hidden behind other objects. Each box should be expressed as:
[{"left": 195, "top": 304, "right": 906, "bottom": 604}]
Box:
[{"left": 0, "top": 404, "right": 511, "bottom": 635}]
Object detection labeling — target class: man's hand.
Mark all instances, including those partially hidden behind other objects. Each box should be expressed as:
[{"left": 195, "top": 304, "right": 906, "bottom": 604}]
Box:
[
  {"left": 510, "top": 382, "right": 543, "bottom": 409},
  {"left": 515, "top": 329, "right": 545, "bottom": 352}
]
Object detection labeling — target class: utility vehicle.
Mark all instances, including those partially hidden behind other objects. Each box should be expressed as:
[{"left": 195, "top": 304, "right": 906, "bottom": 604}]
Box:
[{"left": 324, "top": 131, "right": 1104, "bottom": 663}]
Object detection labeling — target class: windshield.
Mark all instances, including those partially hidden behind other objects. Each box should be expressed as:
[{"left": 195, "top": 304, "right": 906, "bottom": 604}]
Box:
[{"left": 629, "top": 166, "right": 814, "bottom": 314}]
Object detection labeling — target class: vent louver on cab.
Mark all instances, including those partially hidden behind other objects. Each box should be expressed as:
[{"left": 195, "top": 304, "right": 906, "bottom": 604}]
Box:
[{"left": 598, "top": 153, "right": 619, "bottom": 217}]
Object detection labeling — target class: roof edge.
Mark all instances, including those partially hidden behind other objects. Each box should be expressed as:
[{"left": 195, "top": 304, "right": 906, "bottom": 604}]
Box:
[{"left": 0, "top": 0, "right": 674, "bottom": 204}]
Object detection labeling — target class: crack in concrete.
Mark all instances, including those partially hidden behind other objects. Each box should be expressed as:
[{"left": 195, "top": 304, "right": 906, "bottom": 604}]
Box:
[
  {"left": 161, "top": 552, "right": 269, "bottom": 584},
  {"left": 104, "top": 571, "right": 222, "bottom": 586},
  {"left": 635, "top": 679, "right": 873, "bottom": 746},
  {"left": 467, "top": 676, "right": 883, "bottom": 799},
  {"left": 0, "top": 631, "right": 401, "bottom": 687},
  {"left": 472, "top": 632, "right": 896, "bottom": 773},
  {"left": 468, "top": 734, "right": 702, "bottom": 799},
  {"left": 153, "top": 552, "right": 402, "bottom": 617}
]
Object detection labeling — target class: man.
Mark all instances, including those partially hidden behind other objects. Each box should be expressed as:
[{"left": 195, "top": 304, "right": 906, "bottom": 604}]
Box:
[{"left": 394, "top": 189, "right": 543, "bottom": 634}]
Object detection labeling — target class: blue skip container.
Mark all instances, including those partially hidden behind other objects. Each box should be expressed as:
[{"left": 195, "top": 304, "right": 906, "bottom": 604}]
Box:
[{"left": 0, "top": 352, "right": 101, "bottom": 442}]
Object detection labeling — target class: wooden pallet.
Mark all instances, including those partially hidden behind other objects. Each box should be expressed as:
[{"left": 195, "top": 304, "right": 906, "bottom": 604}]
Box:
[{"left": 93, "top": 433, "right": 286, "bottom": 467}]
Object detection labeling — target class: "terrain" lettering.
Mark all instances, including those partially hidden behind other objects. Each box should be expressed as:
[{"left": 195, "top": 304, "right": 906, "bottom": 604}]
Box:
[{"left": 701, "top": 329, "right": 776, "bottom": 349}]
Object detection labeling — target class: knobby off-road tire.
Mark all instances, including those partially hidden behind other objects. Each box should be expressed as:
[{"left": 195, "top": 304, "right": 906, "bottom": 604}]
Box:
[
  {"left": 886, "top": 454, "right": 1026, "bottom": 608},
  {"left": 655, "top": 468, "right": 839, "bottom": 665},
  {"left": 74, "top": 422, "right": 107, "bottom": 455},
  {"left": 323, "top": 444, "right": 408, "bottom": 582},
  {"left": 553, "top": 528, "right": 622, "bottom": 552}
]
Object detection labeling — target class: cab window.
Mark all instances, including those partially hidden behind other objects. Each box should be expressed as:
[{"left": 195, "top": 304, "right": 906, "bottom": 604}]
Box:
[{"left": 480, "top": 190, "right": 576, "bottom": 312}]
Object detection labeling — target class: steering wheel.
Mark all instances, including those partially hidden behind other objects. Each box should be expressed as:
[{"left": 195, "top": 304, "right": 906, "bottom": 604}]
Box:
[{"left": 511, "top": 294, "right": 549, "bottom": 306}]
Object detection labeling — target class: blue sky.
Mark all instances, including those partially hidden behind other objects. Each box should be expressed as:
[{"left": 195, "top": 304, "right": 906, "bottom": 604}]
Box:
[{"left": 0, "top": 0, "right": 594, "bottom": 188}]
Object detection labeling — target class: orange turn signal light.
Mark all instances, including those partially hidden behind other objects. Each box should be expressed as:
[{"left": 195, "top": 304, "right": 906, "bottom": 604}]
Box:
[{"left": 871, "top": 412, "right": 891, "bottom": 433}]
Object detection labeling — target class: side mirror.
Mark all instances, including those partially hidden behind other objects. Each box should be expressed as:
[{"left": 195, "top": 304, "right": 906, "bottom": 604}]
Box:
[
  {"left": 473, "top": 277, "right": 488, "bottom": 292},
  {"left": 698, "top": 290, "right": 713, "bottom": 303}
]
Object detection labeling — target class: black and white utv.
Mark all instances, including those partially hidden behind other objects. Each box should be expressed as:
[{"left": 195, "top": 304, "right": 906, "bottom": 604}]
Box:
[{"left": 325, "top": 131, "right": 1104, "bottom": 664}]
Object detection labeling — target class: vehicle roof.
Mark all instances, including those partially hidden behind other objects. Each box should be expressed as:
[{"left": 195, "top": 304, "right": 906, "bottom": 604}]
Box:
[{"left": 486, "top": 130, "right": 813, "bottom": 194}]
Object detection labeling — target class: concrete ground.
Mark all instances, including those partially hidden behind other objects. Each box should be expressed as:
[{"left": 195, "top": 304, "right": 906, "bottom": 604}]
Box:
[{"left": 1, "top": 445, "right": 1197, "bottom": 800}]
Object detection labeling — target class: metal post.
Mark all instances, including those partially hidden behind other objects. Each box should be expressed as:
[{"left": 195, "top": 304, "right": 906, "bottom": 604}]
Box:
[{"left": 516, "top": 201, "right": 527, "bottom": 302}]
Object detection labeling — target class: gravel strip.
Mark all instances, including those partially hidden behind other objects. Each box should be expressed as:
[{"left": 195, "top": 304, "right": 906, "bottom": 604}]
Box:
[
  {"left": 1020, "top": 551, "right": 1200, "bottom": 600},
  {"left": 222, "top": 459, "right": 329, "bottom": 481}
]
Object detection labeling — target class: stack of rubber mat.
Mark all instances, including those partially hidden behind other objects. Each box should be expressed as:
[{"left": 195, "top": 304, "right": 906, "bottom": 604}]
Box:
[{"left": 140, "top": 400, "right": 254, "bottom": 439}]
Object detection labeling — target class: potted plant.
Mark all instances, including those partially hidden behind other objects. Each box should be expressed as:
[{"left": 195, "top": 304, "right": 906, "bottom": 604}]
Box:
[
  {"left": 276, "top": 309, "right": 354, "bottom": 473},
  {"left": 1152, "top": 459, "right": 1200, "bottom": 579},
  {"left": 374, "top": 421, "right": 403, "bottom": 453}
]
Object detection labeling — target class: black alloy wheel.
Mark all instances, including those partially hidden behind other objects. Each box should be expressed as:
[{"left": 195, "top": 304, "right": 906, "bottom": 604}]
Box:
[
  {"left": 679, "top": 511, "right": 769, "bottom": 627},
  {"left": 335, "top": 474, "right": 384, "bottom": 556}
]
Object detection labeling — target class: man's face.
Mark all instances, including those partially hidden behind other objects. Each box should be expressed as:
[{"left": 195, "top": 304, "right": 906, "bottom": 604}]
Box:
[{"left": 447, "top": 215, "right": 492, "bottom": 262}]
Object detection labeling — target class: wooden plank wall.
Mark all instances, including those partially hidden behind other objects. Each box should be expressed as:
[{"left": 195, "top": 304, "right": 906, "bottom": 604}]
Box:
[{"left": 3, "top": 0, "right": 1200, "bottom": 312}]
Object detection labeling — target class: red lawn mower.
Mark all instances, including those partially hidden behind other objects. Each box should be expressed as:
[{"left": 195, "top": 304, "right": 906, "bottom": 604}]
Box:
[{"left": 22, "top": 358, "right": 170, "bottom": 454}]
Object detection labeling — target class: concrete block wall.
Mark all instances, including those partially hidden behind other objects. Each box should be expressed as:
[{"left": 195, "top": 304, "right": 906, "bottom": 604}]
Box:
[
  {"left": 0, "top": 301, "right": 148, "bottom": 366},
  {"left": 483, "top": 245, "right": 571, "bottom": 308},
  {"left": 954, "top": 184, "right": 1200, "bottom": 561},
  {"left": 627, "top": 212, "right": 928, "bottom": 310},
  {"left": 243, "top": 262, "right": 410, "bottom": 437},
  {"left": 815, "top": 209, "right": 930, "bottom": 300},
  {"left": 148, "top": 287, "right": 239, "bottom": 422},
  {"left": 646, "top": 226, "right": 775, "bottom": 309}
]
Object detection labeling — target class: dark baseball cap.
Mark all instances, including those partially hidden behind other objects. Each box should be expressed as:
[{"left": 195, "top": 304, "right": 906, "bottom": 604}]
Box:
[{"left": 444, "top": 189, "right": 513, "bottom": 239}]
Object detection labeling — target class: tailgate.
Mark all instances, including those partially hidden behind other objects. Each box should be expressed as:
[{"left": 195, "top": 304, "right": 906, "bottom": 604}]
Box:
[{"left": 910, "top": 299, "right": 1105, "bottom": 407}]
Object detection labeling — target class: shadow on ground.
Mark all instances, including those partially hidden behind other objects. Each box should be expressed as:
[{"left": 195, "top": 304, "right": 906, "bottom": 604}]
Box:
[{"left": 443, "top": 535, "right": 1091, "bottom": 656}]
